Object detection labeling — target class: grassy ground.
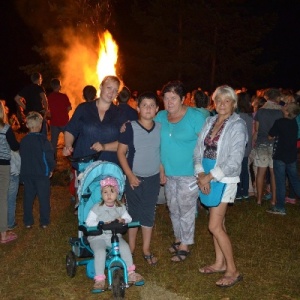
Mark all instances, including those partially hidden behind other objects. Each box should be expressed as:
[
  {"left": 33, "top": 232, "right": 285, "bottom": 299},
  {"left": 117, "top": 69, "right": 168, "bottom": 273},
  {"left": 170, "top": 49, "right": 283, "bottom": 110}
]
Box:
[{"left": 1, "top": 144, "right": 300, "bottom": 300}]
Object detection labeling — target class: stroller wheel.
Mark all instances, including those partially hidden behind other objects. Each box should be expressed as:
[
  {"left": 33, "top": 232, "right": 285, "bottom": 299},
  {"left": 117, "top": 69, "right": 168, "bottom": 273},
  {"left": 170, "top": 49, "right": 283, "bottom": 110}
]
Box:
[
  {"left": 66, "top": 251, "right": 77, "bottom": 277},
  {"left": 112, "top": 269, "right": 126, "bottom": 299}
]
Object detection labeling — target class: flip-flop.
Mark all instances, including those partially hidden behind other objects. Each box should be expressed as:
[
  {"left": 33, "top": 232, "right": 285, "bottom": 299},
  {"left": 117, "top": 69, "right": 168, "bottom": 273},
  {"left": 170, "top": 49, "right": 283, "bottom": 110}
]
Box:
[
  {"left": 216, "top": 274, "right": 243, "bottom": 288},
  {"left": 0, "top": 232, "right": 17, "bottom": 244},
  {"left": 171, "top": 250, "right": 190, "bottom": 262},
  {"left": 199, "top": 265, "right": 226, "bottom": 274},
  {"left": 168, "top": 242, "right": 181, "bottom": 254}
]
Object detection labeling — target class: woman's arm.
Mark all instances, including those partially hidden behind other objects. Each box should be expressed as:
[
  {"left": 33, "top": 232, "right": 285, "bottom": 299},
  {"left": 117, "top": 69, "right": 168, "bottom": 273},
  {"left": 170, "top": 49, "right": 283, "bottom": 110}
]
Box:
[{"left": 63, "top": 131, "right": 75, "bottom": 156}]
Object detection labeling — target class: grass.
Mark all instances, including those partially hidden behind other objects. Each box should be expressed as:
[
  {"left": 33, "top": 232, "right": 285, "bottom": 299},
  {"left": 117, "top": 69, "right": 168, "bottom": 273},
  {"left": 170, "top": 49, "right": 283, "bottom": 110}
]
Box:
[{"left": 1, "top": 146, "right": 300, "bottom": 300}]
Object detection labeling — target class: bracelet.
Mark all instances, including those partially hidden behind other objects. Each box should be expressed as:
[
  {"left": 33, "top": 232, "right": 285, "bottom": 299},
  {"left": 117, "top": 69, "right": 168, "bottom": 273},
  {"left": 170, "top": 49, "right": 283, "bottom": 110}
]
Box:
[{"left": 101, "top": 143, "right": 105, "bottom": 151}]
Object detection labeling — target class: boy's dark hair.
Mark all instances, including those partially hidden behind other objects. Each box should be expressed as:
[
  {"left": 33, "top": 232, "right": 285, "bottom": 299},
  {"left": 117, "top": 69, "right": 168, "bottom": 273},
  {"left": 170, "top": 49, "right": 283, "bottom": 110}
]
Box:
[
  {"left": 194, "top": 90, "right": 209, "bottom": 108},
  {"left": 137, "top": 91, "right": 159, "bottom": 107},
  {"left": 117, "top": 86, "right": 131, "bottom": 104},
  {"left": 264, "top": 88, "right": 282, "bottom": 103},
  {"left": 83, "top": 85, "right": 97, "bottom": 102},
  {"left": 161, "top": 80, "right": 186, "bottom": 99},
  {"left": 50, "top": 78, "right": 61, "bottom": 90},
  {"left": 30, "top": 72, "right": 41, "bottom": 83}
]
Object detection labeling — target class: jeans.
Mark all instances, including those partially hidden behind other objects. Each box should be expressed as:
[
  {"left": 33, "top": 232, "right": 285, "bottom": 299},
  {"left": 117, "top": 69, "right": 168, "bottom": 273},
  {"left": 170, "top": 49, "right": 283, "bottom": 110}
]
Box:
[
  {"left": 7, "top": 175, "right": 20, "bottom": 228},
  {"left": 273, "top": 160, "right": 300, "bottom": 210},
  {"left": 50, "top": 125, "right": 65, "bottom": 158},
  {"left": 237, "top": 157, "right": 249, "bottom": 197}
]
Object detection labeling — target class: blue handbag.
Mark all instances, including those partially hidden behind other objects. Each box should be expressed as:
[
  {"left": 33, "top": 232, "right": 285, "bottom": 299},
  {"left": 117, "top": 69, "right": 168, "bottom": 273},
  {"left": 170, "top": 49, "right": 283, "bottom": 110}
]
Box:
[{"left": 198, "top": 158, "right": 226, "bottom": 207}]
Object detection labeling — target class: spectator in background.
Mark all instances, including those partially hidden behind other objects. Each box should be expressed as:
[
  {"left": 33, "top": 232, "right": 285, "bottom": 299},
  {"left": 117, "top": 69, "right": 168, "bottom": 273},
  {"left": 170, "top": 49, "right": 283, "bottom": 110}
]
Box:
[
  {"left": 267, "top": 102, "right": 300, "bottom": 215},
  {"left": 253, "top": 88, "right": 283, "bottom": 206},
  {"left": 14, "top": 72, "right": 49, "bottom": 136},
  {"left": 0, "top": 100, "right": 19, "bottom": 243},
  {"left": 193, "top": 90, "right": 210, "bottom": 119},
  {"left": 48, "top": 78, "right": 72, "bottom": 159},
  {"left": 117, "top": 86, "right": 138, "bottom": 121},
  {"left": 83, "top": 85, "right": 97, "bottom": 102},
  {"left": 236, "top": 92, "right": 253, "bottom": 200}
]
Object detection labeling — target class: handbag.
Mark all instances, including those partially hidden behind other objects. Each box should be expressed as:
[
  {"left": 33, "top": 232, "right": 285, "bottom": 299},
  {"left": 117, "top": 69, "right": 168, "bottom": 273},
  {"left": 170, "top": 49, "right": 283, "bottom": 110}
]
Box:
[{"left": 198, "top": 158, "right": 226, "bottom": 207}]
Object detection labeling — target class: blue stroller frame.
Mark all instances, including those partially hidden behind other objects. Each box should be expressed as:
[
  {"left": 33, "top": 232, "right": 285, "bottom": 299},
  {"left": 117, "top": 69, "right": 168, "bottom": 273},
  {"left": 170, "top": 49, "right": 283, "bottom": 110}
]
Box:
[{"left": 66, "top": 160, "right": 144, "bottom": 297}]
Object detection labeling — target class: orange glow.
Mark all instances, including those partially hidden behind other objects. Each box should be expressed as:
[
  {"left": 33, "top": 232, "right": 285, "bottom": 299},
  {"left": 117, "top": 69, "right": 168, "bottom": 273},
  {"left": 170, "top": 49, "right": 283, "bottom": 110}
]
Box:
[{"left": 96, "top": 30, "right": 118, "bottom": 85}]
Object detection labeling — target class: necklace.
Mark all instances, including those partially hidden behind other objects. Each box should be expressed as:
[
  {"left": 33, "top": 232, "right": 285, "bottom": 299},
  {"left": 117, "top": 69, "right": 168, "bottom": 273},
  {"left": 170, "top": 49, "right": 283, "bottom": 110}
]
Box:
[{"left": 168, "top": 122, "right": 175, "bottom": 137}]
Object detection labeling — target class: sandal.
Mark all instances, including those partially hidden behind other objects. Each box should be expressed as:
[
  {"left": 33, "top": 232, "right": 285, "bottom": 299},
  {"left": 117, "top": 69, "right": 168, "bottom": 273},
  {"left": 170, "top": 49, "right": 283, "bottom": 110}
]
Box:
[
  {"left": 216, "top": 274, "right": 243, "bottom": 288},
  {"left": 168, "top": 241, "right": 181, "bottom": 254},
  {"left": 92, "top": 280, "right": 105, "bottom": 293},
  {"left": 128, "top": 271, "right": 144, "bottom": 283},
  {"left": 143, "top": 254, "right": 157, "bottom": 266},
  {"left": 171, "top": 250, "right": 190, "bottom": 262},
  {"left": 0, "top": 232, "right": 17, "bottom": 244}
]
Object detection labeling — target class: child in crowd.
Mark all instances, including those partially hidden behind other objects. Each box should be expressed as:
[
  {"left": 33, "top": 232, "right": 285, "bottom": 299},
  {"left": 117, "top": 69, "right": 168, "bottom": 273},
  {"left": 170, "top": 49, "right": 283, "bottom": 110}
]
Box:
[
  {"left": 0, "top": 101, "right": 19, "bottom": 243},
  {"left": 20, "top": 112, "right": 55, "bottom": 228},
  {"left": 267, "top": 103, "right": 300, "bottom": 215},
  {"left": 117, "top": 92, "right": 161, "bottom": 265},
  {"left": 85, "top": 177, "right": 143, "bottom": 291}
]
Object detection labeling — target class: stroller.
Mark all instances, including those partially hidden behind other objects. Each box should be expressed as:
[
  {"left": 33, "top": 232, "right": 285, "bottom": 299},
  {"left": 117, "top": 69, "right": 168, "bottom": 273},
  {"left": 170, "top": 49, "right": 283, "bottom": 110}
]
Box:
[{"left": 66, "top": 160, "right": 144, "bottom": 298}]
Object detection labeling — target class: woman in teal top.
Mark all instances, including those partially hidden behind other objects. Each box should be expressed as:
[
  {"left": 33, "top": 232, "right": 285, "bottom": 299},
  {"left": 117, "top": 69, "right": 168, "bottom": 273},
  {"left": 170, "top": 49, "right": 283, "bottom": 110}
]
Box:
[{"left": 155, "top": 80, "right": 206, "bottom": 262}]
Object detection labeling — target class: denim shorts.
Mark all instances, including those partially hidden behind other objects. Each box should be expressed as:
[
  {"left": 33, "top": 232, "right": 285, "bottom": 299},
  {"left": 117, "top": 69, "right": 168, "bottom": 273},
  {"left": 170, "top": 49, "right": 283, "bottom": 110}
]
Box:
[{"left": 254, "top": 144, "right": 274, "bottom": 168}]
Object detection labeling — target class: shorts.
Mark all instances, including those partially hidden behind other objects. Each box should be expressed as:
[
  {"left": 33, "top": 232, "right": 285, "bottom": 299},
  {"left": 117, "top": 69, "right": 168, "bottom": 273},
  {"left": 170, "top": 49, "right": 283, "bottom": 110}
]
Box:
[
  {"left": 125, "top": 173, "right": 160, "bottom": 227},
  {"left": 254, "top": 144, "right": 273, "bottom": 168},
  {"left": 221, "top": 183, "right": 237, "bottom": 203}
]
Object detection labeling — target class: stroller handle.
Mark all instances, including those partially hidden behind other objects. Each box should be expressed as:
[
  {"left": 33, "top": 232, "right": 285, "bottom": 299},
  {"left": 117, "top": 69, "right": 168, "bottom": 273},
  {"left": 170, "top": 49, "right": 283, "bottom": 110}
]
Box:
[{"left": 68, "top": 152, "right": 101, "bottom": 163}]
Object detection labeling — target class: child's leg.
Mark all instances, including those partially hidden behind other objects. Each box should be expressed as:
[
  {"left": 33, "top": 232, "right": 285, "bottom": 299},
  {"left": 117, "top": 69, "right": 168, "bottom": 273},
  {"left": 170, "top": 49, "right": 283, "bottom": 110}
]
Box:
[
  {"left": 119, "top": 238, "right": 134, "bottom": 268},
  {"left": 7, "top": 174, "right": 19, "bottom": 228},
  {"left": 36, "top": 178, "right": 51, "bottom": 226},
  {"left": 89, "top": 238, "right": 107, "bottom": 277},
  {"left": 23, "top": 178, "right": 36, "bottom": 226}
]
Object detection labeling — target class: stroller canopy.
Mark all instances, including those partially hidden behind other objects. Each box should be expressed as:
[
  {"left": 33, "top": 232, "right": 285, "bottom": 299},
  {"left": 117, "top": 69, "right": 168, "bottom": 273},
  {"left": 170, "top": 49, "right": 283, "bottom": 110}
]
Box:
[{"left": 77, "top": 161, "right": 125, "bottom": 225}]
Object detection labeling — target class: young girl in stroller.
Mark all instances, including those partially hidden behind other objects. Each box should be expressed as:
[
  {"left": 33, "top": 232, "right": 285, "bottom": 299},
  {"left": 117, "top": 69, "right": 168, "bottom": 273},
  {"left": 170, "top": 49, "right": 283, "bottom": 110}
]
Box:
[{"left": 85, "top": 176, "right": 144, "bottom": 292}]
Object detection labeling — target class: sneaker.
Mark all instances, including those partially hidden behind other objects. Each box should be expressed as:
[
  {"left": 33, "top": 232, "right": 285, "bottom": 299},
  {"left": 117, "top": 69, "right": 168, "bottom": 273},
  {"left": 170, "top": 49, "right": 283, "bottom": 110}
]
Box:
[
  {"left": 8, "top": 223, "right": 18, "bottom": 230},
  {"left": 264, "top": 193, "right": 272, "bottom": 200},
  {"left": 243, "top": 195, "right": 249, "bottom": 200},
  {"left": 25, "top": 225, "right": 32, "bottom": 229},
  {"left": 235, "top": 196, "right": 243, "bottom": 200},
  {"left": 40, "top": 225, "right": 48, "bottom": 229},
  {"left": 285, "top": 197, "right": 296, "bottom": 204},
  {"left": 266, "top": 206, "right": 286, "bottom": 215},
  {"left": 128, "top": 271, "right": 144, "bottom": 283}
]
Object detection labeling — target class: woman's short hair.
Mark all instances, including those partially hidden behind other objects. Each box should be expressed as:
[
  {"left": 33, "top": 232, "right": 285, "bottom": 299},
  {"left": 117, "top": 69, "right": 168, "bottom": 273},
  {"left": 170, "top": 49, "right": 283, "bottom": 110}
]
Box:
[
  {"left": 212, "top": 85, "right": 238, "bottom": 109},
  {"left": 161, "top": 80, "right": 186, "bottom": 99},
  {"left": 193, "top": 90, "right": 209, "bottom": 108},
  {"left": 285, "top": 102, "right": 300, "bottom": 119}
]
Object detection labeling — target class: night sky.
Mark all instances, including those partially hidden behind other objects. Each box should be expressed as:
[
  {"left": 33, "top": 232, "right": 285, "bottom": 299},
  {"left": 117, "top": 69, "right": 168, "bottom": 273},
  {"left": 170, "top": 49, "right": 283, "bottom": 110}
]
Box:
[{"left": 1, "top": 0, "right": 300, "bottom": 110}]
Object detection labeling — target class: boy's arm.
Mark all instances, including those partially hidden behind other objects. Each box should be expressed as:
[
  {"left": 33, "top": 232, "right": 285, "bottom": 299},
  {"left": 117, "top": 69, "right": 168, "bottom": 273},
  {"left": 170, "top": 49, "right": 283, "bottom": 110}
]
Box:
[{"left": 117, "top": 142, "right": 140, "bottom": 189}]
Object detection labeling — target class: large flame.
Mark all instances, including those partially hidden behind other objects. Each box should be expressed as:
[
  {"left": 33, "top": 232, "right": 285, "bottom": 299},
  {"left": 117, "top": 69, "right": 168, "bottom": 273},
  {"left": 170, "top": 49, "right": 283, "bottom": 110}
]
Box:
[{"left": 96, "top": 30, "right": 118, "bottom": 86}]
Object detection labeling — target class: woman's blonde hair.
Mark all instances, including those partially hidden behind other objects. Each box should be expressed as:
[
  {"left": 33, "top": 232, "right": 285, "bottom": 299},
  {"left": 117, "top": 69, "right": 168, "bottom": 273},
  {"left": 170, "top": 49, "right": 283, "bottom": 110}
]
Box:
[
  {"left": 0, "top": 100, "right": 8, "bottom": 126},
  {"left": 212, "top": 85, "right": 238, "bottom": 109}
]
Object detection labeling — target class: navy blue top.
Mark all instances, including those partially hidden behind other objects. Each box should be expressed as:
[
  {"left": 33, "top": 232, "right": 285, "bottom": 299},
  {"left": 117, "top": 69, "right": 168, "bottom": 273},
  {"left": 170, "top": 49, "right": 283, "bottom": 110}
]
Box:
[
  {"left": 118, "top": 103, "right": 138, "bottom": 121},
  {"left": 65, "top": 101, "right": 127, "bottom": 168}
]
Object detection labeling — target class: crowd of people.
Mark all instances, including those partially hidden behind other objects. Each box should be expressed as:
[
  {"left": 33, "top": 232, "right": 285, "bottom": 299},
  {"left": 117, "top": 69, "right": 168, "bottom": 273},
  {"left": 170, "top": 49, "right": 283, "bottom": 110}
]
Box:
[{"left": 0, "top": 71, "right": 300, "bottom": 290}]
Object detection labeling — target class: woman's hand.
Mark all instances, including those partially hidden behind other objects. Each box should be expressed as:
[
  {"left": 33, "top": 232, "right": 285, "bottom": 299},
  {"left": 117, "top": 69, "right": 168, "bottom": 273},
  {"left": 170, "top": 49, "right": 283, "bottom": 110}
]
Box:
[
  {"left": 197, "top": 172, "right": 213, "bottom": 186},
  {"left": 90, "top": 142, "right": 105, "bottom": 152},
  {"left": 200, "top": 183, "right": 210, "bottom": 195},
  {"left": 62, "top": 146, "right": 73, "bottom": 156}
]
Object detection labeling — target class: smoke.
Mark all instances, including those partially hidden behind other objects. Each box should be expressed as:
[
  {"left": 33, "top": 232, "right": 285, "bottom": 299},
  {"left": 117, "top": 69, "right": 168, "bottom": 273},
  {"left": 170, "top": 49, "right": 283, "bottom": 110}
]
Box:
[
  {"left": 45, "top": 27, "right": 100, "bottom": 109},
  {"left": 14, "top": 0, "right": 117, "bottom": 112}
]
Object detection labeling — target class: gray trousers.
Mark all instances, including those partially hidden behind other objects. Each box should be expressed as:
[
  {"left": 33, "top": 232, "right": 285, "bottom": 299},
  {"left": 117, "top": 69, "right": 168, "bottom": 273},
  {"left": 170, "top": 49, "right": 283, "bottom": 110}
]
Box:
[
  {"left": 89, "top": 236, "right": 133, "bottom": 276},
  {"left": 0, "top": 165, "right": 10, "bottom": 232},
  {"left": 165, "top": 176, "right": 198, "bottom": 245}
]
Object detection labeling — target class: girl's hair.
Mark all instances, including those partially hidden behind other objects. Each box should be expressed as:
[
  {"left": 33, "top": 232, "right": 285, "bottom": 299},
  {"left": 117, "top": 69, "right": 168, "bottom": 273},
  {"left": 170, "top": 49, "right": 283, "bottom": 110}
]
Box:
[
  {"left": 161, "top": 80, "right": 186, "bottom": 99},
  {"left": 0, "top": 100, "right": 8, "bottom": 126},
  {"left": 212, "top": 85, "right": 238, "bottom": 109}
]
